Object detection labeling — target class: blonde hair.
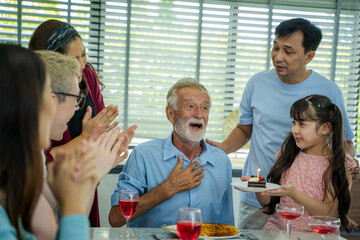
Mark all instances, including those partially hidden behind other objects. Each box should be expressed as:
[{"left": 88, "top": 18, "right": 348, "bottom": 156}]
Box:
[
  {"left": 166, "top": 78, "right": 211, "bottom": 110},
  {"left": 35, "top": 50, "right": 80, "bottom": 102}
]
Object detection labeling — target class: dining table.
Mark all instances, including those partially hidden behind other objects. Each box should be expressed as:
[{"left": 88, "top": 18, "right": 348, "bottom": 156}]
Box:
[{"left": 90, "top": 227, "right": 347, "bottom": 240}]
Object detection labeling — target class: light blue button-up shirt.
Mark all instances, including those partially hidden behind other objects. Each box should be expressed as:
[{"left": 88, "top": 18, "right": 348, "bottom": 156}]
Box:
[{"left": 111, "top": 133, "right": 234, "bottom": 227}]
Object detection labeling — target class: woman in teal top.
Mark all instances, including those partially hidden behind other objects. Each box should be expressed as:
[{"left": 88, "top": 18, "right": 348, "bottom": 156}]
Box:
[{"left": 0, "top": 44, "right": 98, "bottom": 239}]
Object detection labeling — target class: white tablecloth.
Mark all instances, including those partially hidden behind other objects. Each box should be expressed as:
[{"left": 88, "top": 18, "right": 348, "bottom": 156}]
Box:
[{"left": 90, "top": 227, "right": 347, "bottom": 240}]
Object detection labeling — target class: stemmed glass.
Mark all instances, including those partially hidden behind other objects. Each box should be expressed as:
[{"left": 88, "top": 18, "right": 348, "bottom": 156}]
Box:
[
  {"left": 276, "top": 203, "right": 304, "bottom": 239},
  {"left": 119, "top": 190, "right": 139, "bottom": 239},
  {"left": 308, "top": 216, "right": 340, "bottom": 240},
  {"left": 177, "top": 207, "right": 202, "bottom": 240}
]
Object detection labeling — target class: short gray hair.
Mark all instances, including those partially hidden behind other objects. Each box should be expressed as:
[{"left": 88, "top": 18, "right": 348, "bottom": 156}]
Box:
[
  {"left": 166, "top": 78, "right": 211, "bottom": 110},
  {"left": 35, "top": 50, "right": 80, "bottom": 102}
]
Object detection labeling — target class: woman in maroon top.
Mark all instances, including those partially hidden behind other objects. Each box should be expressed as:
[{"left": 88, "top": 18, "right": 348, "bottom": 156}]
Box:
[{"left": 29, "top": 20, "right": 126, "bottom": 227}]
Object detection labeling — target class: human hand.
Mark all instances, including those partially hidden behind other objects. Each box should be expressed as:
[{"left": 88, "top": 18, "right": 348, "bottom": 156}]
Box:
[
  {"left": 47, "top": 142, "right": 99, "bottom": 217},
  {"left": 351, "top": 157, "right": 360, "bottom": 182},
  {"left": 162, "top": 155, "right": 205, "bottom": 199},
  {"left": 72, "top": 140, "right": 100, "bottom": 183},
  {"left": 93, "top": 128, "right": 126, "bottom": 179},
  {"left": 81, "top": 105, "right": 120, "bottom": 139},
  {"left": 240, "top": 176, "right": 250, "bottom": 181},
  {"left": 108, "top": 125, "right": 137, "bottom": 167},
  {"left": 205, "top": 138, "right": 225, "bottom": 151},
  {"left": 261, "top": 183, "right": 295, "bottom": 197},
  {"left": 117, "top": 125, "right": 137, "bottom": 151},
  {"left": 78, "top": 125, "right": 136, "bottom": 181}
]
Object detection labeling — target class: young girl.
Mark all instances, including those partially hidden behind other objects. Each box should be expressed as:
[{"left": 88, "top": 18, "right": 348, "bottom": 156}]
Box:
[{"left": 253, "top": 94, "right": 357, "bottom": 233}]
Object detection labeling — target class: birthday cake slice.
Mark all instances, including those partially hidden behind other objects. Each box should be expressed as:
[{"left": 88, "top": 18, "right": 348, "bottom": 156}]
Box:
[{"left": 248, "top": 176, "right": 266, "bottom": 188}]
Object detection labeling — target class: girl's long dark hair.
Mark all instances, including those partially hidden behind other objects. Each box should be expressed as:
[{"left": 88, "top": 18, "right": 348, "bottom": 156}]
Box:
[
  {"left": 0, "top": 44, "right": 44, "bottom": 239},
  {"left": 265, "top": 95, "right": 357, "bottom": 232}
]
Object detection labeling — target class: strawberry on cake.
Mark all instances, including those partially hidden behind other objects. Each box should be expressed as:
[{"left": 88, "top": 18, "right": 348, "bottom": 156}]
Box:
[{"left": 247, "top": 175, "right": 266, "bottom": 188}]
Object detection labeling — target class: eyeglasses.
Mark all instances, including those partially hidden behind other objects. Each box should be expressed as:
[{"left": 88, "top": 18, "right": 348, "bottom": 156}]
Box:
[{"left": 54, "top": 92, "right": 85, "bottom": 108}]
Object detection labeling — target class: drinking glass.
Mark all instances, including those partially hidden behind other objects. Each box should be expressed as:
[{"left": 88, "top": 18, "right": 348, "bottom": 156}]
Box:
[
  {"left": 177, "top": 207, "right": 202, "bottom": 240},
  {"left": 308, "top": 216, "right": 340, "bottom": 240},
  {"left": 276, "top": 203, "right": 304, "bottom": 239},
  {"left": 118, "top": 190, "right": 139, "bottom": 239}
]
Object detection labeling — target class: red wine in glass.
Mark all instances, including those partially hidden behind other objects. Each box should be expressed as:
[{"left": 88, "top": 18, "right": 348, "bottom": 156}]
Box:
[
  {"left": 177, "top": 221, "right": 202, "bottom": 240},
  {"left": 118, "top": 190, "right": 139, "bottom": 239},
  {"left": 276, "top": 203, "right": 304, "bottom": 239},
  {"left": 278, "top": 211, "right": 303, "bottom": 220},
  {"left": 308, "top": 216, "right": 340, "bottom": 240},
  {"left": 177, "top": 207, "right": 202, "bottom": 240},
  {"left": 310, "top": 225, "right": 338, "bottom": 235},
  {"left": 119, "top": 199, "right": 139, "bottom": 219}
]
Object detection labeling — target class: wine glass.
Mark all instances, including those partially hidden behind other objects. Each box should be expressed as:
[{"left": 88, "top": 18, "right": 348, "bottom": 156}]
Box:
[
  {"left": 118, "top": 190, "right": 139, "bottom": 239},
  {"left": 308, "top": 216, "right": 340, "bottom": 240},
  {"left": 276, "top": 203, "right": 304, "bottom": 239},
  {"left": 177, "top": 207, "right": 202, "bottom": 240}
]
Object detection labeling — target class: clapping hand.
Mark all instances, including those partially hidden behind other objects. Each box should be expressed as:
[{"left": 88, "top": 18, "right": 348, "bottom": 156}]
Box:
[
  {"left": 76, "top": 125, "right": 137, "bottom": 181},
  {"left": 112, "top": 125, "right": 137, "bottom": 166},
  {"left": 81, "top": 105, "right": 120, "bottom": 139},
  {"left": 47, "top": 140, "right": 99, "bottom": 217},
  {"left": 92, "top": 128, "right": 126, "bottom": 178}
]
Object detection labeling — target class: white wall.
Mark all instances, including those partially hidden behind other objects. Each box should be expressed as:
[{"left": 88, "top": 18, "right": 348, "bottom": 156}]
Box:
[{"left": 98, "top": 174, "right": 119, "bottom": 227}]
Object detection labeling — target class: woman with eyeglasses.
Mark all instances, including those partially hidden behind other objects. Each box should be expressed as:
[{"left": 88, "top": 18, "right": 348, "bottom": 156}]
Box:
[
  {"left": 29, "top": 19, "right": 132, "bottom": 227},
  {"left": 0, "top": 43, "right": 99, "bottom": 239}
]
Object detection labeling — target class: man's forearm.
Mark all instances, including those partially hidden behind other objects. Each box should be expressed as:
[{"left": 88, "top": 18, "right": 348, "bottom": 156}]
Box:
[
  {"left": 222, "top": 124, "right": 252, "bottom": 154},
  {"left": 109, "top": 183, "right": 172, "bottom": 227}
]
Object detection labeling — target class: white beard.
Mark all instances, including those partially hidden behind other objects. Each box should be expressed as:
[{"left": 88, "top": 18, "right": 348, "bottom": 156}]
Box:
[{"left": 174, "top": 116, "right": 206, "bottom": 143}]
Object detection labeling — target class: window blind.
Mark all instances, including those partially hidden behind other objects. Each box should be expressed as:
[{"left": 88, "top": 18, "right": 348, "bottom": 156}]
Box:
[
  {"left": 0, "top": 1, "right": 91, "bottom": 46},
  {"left": 126, "top": 0, "right": 200, "bottom": 138},
  {"left": 88, "top": 0, "right": 128, "bottom": 130},
  {"left": 200, "top": 1, "right": 270, "bottom": 139},
  {"left": 1, "top": 0, "right": 359, "bottom": 151}
]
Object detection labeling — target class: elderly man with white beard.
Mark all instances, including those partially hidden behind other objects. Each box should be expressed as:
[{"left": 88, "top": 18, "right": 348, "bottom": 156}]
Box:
[{"left": 109, "top": 78, "right": 234, "bottom": 227}]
